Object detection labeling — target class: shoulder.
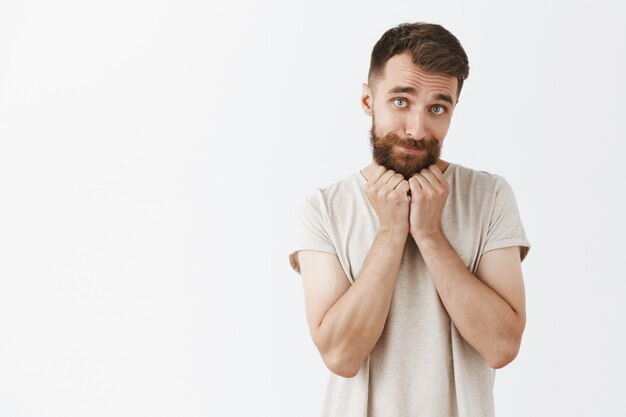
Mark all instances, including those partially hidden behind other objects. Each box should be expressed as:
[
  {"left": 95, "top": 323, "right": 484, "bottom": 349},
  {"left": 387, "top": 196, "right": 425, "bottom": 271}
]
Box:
[
  {"left": 450, "top": 162, "right": 511, "bottom": 194},
  {"left": 301, "top": 172, "right": 363, "bottom": 213}
]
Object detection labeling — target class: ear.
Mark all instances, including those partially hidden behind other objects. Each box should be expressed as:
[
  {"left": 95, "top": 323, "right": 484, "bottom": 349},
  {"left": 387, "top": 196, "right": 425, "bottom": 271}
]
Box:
[{"left": 360, "top": 83, "right": 373, "bottom": 117}]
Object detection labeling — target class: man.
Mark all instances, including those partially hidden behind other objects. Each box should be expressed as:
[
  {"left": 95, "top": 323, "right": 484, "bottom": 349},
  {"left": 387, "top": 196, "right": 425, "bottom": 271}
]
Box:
[{"left": 288, "top": 22, "right": 530, "bottom": 417}]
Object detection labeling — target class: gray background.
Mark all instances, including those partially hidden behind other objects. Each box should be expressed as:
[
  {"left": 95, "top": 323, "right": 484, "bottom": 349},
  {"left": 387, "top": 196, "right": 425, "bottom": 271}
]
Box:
[{"left": 1, "top": 0, "right": 624, "bottom": 415}]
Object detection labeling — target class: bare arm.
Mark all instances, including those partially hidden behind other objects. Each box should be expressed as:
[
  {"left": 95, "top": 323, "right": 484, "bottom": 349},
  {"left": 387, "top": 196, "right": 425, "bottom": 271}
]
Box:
[
  {"left": 299, "top": 164, "right": 411, "bottom": 378},
  {"left": 414, "top": 234, "right": 526, "bottom": 368},
  {"left": 408, "top": 165, "right": 526, "bottom": 368},
  {"left": 299, "top": 228, "right": 408, "bottom": 378}
]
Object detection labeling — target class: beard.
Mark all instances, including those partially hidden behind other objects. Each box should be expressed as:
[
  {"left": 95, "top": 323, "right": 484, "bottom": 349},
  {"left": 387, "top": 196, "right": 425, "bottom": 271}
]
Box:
[{"left": 369, "top": 125, "right": 442, "bottom": 180}]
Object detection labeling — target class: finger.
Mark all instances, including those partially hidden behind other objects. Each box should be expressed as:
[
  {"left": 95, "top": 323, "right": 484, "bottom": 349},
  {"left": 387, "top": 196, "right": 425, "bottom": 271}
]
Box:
[
  {"left": 398, "top": 180, "right": 411, "bottom": 199},
  {"left": 368, "top": 165, "right": 388, "bottom": 184},
  {"left": 408, "top": 177, "right": 422, "bottom": 192},
  {"left": 397, "top": 180, "right": 411, "bottom": 200},
  {"left": 395, "top": 179, "right": 410, "bottom": 192},
  {"left": 427, "top": 165, "right": 447, "bottom": 183},
  {"left": 387, "top": 173, "right": 405, "bottom": 189},
  {"left": 378, "top": 170, "right": 397, "bottom": 185},
  {"left": 413, "top": 173, "right": 434, "bottom": 192},
  {"left": 418, "top": 168, "right": 439, "bottom": 186}
]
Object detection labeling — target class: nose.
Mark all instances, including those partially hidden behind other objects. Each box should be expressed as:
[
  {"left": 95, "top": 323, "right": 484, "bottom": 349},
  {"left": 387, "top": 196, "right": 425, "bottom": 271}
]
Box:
[{"left": 404, "top": 112, "right": 427, "bottom": 141}]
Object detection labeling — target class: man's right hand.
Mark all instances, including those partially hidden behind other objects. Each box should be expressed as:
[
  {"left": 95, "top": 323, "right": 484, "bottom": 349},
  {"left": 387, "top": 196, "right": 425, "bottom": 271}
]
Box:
[{"left": 363, "top": 164, "right": 410, "bottom": 235}]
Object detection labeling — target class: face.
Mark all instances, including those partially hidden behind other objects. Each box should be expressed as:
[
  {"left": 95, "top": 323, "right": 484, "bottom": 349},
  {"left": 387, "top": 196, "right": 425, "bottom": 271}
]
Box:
[{"left": 361, "top": 52, "right": 458, "bottom": 179}]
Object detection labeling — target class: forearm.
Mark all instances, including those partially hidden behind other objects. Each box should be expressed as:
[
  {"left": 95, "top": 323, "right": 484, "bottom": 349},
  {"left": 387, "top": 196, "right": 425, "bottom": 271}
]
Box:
[
  {"left": 414, "top": 231, "right": 523, "bottom": 368},
  {"left": 318, "top": 228, "right": 408, "bottom": 377}
]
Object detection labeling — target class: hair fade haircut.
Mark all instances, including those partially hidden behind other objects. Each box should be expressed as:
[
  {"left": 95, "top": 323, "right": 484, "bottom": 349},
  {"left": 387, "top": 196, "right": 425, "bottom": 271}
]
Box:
[{"left": 368, "top": 22, "right": 470, "bottom": 102}]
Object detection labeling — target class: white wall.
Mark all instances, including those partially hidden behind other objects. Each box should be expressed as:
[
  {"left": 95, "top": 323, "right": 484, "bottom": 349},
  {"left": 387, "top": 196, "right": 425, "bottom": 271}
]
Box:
[{"left": 1, "top": 0, "right": 624, "bottom": 416}]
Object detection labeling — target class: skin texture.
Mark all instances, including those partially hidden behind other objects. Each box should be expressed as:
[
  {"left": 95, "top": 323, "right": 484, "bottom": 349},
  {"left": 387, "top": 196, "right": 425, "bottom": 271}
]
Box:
[
  {"left": 363, "top": 52, "right": 457, "bottom": 181},
  {"left": 298, "top": 52, "right": 526, "bottom": 377}
]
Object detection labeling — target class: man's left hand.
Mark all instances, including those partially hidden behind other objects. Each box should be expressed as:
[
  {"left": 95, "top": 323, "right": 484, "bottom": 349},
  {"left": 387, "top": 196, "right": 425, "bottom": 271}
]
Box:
[{"left": 408, "top": 165, "right": 450, "bottom": 242}]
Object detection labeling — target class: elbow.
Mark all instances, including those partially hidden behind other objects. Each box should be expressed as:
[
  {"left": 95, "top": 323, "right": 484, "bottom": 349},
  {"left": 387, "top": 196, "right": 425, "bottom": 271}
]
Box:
[
  {"left": 486, "top": 336, "right": 522, "bottom": 369},
  {"left": 323, "top": 351, "right": 361, "bottom": 378},
  {"left": 487, "top": 351, "right": 516, "bottom": 369},
  {"left": 318, "top": 345, "right": 361, "bottom": 378},
  {"left": 313, "top": 329, "right": 362, "bottom": 378},
  {"left": 486, "top": 318, "right": 525, "bottom": 369}
]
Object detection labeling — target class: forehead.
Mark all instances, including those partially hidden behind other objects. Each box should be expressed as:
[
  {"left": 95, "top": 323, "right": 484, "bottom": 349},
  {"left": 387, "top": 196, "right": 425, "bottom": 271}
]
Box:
[{"left": 377, "top": 52, "right": 458, "bottom": 100}]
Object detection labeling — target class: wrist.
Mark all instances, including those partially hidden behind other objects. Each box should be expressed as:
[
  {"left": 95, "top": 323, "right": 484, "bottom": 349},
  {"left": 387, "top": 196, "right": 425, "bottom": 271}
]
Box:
[
  {"left": 379, "top": 225, "right": 409, "bottom": 240},
  {"left": 410, "top": 228, "right": 444, "bottom": 245}
]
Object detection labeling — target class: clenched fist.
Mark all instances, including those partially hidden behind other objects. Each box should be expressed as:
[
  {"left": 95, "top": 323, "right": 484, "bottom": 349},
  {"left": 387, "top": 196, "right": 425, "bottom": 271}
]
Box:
[
  {"left": 364, "top": 164, "right": 410, "bottom": 235},
  {"left": 408, "top": 164, "right": 450, "bottom": 242}
]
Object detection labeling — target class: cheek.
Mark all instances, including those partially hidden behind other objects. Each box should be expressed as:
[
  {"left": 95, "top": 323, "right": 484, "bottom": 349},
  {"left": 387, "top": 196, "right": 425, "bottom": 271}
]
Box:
[
  {"left": 427, "top": 116, "right": 451, "bottom": 137},
  {"left": 374, "top": 106, "right": 402, "bottom": 129}
]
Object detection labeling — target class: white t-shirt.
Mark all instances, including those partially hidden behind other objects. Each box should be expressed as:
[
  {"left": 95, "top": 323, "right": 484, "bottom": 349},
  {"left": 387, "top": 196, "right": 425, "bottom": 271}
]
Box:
[{"left": 289, "top": 161, "right": 531, "bottom": 417}]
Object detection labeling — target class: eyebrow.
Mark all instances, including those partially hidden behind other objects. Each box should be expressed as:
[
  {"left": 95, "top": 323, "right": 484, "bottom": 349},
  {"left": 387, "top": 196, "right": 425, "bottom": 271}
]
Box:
[{"left": 386, "top": 86, "right": 455, "bottom": 105}]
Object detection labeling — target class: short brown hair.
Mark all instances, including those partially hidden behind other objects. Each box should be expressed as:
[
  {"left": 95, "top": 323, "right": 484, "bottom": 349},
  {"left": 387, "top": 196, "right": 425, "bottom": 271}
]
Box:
[{"left": 368, "top": 22, "right": 470, "bottom": 102}]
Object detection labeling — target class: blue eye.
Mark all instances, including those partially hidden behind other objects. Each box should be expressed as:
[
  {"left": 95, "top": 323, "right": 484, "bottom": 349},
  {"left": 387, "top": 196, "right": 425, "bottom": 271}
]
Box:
[
  {"left": 393, "top": 98, "right": 407, "bottom": 108},
  {"left": 432, "top": 105, "right": 446, "bottom": 115}
]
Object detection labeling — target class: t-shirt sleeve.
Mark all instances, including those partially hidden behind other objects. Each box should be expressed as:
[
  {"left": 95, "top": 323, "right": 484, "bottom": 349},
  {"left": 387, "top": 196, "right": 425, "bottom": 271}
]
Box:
[
  {"left": 288, "top": 193, "right": 338, "bottom": 275},
  {"left": 482, "top": 177, "right": 531, "bottom": 262}
]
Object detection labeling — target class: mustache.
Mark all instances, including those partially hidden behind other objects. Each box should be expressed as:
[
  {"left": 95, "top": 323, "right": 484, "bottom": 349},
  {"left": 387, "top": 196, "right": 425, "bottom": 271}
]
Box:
[{"left": 377, "top": 132, "right": 439, "bottom": 150}]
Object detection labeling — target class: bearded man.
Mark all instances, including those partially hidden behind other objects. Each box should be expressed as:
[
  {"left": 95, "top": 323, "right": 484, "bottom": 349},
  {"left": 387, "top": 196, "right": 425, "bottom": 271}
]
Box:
[{"left": 288, "top": 21, "right": 531, "bottom": 417}]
